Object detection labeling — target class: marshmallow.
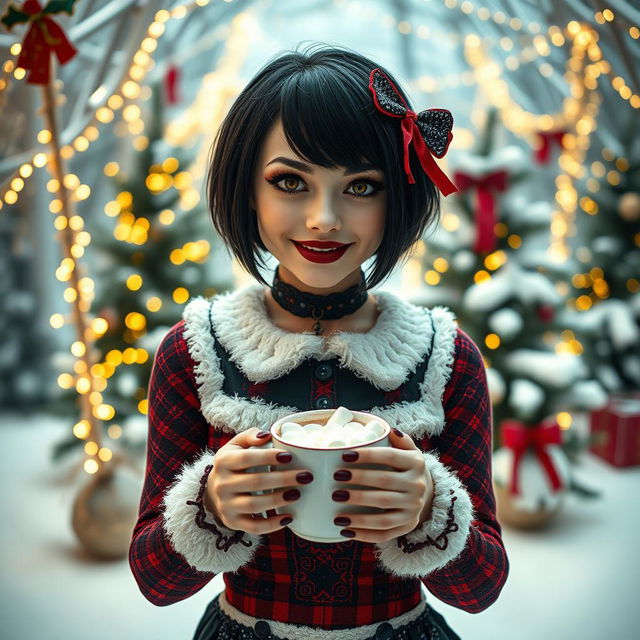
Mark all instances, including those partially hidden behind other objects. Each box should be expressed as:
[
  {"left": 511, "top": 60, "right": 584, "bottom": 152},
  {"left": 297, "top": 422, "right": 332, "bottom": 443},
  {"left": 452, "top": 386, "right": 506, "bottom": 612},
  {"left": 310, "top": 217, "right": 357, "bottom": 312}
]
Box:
[
  {"left": 302, "top": 423, "right": 324, "bottom": 433},
  {"left": 326, "top": 406, "right": 353, "bottom": 427},
  {"left": 277, "top": 410, "right": 386, "bottom": 448},
  {"left": 365, "top": 420, "right": 386, "bottom": 437}
]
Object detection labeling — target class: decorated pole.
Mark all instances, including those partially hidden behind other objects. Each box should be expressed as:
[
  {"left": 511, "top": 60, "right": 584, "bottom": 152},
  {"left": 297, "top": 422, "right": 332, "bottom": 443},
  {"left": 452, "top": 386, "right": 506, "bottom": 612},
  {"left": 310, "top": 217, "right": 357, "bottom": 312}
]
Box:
[{"left": 2, "top": 0, "right": 108, "bottom": 471}]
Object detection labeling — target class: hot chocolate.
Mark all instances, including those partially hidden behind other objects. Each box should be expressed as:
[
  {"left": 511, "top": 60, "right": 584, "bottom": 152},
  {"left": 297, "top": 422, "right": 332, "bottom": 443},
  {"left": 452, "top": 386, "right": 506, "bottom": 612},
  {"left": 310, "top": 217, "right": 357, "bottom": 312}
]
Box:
[{"left": 277, "top": 406, "right": 385, "bottom": 448}]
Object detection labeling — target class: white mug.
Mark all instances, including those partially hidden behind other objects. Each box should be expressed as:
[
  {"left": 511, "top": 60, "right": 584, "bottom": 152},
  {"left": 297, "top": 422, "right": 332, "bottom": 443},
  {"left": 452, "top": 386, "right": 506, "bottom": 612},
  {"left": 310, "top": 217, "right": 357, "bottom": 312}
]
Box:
[{"left": 247, "top": 409, "right": 392, "bottom": 543}]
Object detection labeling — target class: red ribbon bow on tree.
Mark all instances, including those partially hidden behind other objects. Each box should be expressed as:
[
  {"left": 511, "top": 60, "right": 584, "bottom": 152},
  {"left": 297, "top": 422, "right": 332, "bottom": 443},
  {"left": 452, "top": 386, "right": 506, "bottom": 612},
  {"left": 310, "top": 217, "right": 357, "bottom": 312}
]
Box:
[
  {"left": 534, "top": 130, "right": 567, "bottom": 164},
  {"left": 453, "top": 170, "right": 508, "bottom": 253},
  {"left": 501, "top": 418, "right": 565, "bottom": 496},
  {"left": 1, "top": 0, "right": 78, "bottom": 85},
  {"left": 368, "top": 68, "right": 458, "bottom": 196}
]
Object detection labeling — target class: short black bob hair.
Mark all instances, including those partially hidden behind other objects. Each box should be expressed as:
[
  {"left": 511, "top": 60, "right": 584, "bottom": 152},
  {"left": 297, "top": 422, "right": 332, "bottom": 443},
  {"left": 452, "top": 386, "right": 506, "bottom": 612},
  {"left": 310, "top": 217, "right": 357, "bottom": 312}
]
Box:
[{"left": 206, "top": 42, "right": 441, "bottom": 290}]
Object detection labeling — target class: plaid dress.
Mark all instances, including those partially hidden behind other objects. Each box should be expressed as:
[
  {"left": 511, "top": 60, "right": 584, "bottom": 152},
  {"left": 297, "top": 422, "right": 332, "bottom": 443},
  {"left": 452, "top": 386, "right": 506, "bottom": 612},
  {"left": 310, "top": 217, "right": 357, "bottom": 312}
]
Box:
[{"left": 129, "top": 285, "right": 508, "bottom": 637}]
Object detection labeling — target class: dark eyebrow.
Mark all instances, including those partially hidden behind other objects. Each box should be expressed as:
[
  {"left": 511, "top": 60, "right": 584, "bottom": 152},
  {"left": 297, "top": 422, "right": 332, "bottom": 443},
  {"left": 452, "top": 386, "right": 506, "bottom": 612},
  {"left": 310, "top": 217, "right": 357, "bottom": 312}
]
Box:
[{"left": 265, "top": 156, "right": 381, "bottom": 176}]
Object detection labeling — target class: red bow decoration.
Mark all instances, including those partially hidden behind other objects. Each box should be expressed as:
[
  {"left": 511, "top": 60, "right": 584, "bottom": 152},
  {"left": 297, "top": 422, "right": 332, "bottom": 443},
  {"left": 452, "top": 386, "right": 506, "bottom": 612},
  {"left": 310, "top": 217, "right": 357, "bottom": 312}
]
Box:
[
  {"left": 1, "top": 0, "right": 78, "bottom": 85},
  {"left": 534, "top": 130, "right": 566, "bottom": 164},
  {"left": 501, "top": 418, "right": 565, "bottom": 496},
  {"left": 453, "top": 170, "right": 508, "bottom": 253},
  {"left": 368, "top": 68, "right": 458, "bottom": 196}
]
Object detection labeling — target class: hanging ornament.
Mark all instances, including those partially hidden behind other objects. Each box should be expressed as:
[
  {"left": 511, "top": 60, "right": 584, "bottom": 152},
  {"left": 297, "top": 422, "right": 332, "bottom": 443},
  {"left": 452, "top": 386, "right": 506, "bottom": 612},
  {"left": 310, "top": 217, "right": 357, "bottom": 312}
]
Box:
[
  {"left": 1, "top": 0, "right": 78, "bottom": 85},
  {"left": 534, "top": 130, "right": 567, "bottom": 164},
  {"left": 493, "top": 417, "right": 572, "bottom": 529},
  {"left": 165, "top": 63, "right": 180, "bottom": 105},
  {"left": 453, "top": 170, "right": 508, "bottom": 253}
]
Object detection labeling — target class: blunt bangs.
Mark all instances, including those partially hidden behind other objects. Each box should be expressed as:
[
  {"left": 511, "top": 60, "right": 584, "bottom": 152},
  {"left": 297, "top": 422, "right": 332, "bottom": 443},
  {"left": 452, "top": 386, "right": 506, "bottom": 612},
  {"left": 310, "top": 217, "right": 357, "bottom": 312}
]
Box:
[
  {"left": 206, "top": 43, "right": 441, "bottom": 290},
  {"left": 278, "top": 66, "right": 385, "bottom": 172}
]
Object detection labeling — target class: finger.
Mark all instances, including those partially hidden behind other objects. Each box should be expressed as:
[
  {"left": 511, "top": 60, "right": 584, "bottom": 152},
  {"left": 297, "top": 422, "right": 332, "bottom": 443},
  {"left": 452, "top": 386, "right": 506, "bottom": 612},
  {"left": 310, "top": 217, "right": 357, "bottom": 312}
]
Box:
[
  {"left": 387, "top": 427, "right": 419, "bottom": 450},
  {"left": 238, "top": 511, "right": 295, "bottom": 535},
  {"left": 224, "top": 426, "right": 273, "bottom": 452},
  {"left": 333, "top": 467, "right": 407, "bottom": 491},
  {"left": 334, "top": 508, "right": 406, "bottom": 531},
  {"left": 338, "top": 522, "right": 412, "bottom": 543},
  {"left": 229, "top": 466, "right": 314, "bottom": 493},
  {"left": 342, "top": 445, "right": 415, "bottom": 472},
  {"left": 334, "top": 487, "right": 408, "bottom": 511}
]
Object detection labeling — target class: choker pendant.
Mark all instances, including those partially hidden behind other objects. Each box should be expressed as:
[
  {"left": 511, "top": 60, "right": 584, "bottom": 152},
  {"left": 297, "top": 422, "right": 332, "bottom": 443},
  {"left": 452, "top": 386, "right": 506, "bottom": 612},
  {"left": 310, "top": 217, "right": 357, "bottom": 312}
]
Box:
[{"left": 311, "top": 307, "right": 324, "bottom": 336}]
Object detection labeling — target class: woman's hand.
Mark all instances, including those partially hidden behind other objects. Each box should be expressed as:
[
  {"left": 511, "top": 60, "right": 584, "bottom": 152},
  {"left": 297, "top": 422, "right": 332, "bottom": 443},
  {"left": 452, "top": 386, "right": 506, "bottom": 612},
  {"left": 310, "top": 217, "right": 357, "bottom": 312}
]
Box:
[
  {"left": 333, "top": 428, "right": 434, "bottom": 542},
  {"left": 205, "top": 428, "right": 313, "bottom": 535}
]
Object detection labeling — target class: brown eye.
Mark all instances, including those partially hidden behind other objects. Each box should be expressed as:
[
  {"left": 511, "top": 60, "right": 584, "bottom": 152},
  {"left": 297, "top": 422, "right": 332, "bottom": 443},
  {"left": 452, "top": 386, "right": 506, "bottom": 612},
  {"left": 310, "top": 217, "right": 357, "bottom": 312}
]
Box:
[
  {"left": 352, "top": 182, "right": 368, "bottom": 196},
  {"left": 284, "top": 178, "right": 300, "bottom": 191}
]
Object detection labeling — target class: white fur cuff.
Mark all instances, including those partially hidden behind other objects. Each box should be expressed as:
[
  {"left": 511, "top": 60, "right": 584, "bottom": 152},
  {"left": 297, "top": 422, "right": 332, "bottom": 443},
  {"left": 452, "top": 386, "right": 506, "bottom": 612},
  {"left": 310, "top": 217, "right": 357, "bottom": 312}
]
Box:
[
  {"left": 162, "top": 449, "right": 263, "bottom": 574},
  {"left": 374, "top": 451, "right": 474, "bottom": 578}
]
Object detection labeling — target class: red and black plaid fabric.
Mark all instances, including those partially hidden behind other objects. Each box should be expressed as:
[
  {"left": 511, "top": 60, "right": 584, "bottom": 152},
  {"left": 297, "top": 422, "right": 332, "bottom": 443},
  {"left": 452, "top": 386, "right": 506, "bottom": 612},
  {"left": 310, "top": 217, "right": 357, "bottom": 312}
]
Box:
[{"left": 129, "top": 318, "right": 508, "bottom": 620}]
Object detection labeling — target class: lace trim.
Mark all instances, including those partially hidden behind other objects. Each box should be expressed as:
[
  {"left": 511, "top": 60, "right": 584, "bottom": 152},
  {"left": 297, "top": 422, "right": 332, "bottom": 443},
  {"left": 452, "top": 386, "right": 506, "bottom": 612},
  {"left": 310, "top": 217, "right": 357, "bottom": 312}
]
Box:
[
  {"left": 186, "top": 464, "right": 252, "bottom": 551},
  {"left": 397, "top": 490, "right": 458, "bottom": 553}
]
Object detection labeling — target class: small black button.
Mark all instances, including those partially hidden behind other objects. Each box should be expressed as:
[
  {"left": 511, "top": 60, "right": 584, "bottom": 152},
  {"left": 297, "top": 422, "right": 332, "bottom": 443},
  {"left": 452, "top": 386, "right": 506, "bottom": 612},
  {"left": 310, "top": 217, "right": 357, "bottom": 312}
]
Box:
[
  {"left": 375, "top": 621, "right": 394, "bottom": 639},
  {"left": 314, "top": 363, "right": 333, "bottom": 381},
  {"left": 254, "top": 619, "right": 271, "bottom": 638},
  {"left": 314, "top": 395, "right": 332, "bottom": 409}
]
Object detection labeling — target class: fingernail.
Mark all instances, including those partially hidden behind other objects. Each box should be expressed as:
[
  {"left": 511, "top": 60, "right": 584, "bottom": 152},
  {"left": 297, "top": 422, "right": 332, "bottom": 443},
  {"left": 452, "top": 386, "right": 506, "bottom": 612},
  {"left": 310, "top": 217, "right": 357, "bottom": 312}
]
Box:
[
  {"left": 296, "top": 472, "right": 314, "bottom": 484},
  {"left": 256, "top": 430, "right": 271, "bottom": 439},
  {"left": 333, "top": 469, "right": 352, "bottom": 482},
  {"left": 342, "top": 451, "right": 359, "bottom": 462},
  {"left": 283, "top": 489, "right": 301, "bottom": 501},
  {"left": 340, "top": 529, "right": 356, "bottom": 538},
  {"left": 332, "top": 490, "right": 349, "bottom": 502},
  {"left": 334, "top": 516, "right": 351, "bottom": 527},
  {"left": 393, "top": 428, "right": 404, "bottom": 437},
  {"left": 276, "top": 452, "right": 292, "bottom": 463},
  {"left": 280, "top": 516, "right": 293, "bottom": 526}
]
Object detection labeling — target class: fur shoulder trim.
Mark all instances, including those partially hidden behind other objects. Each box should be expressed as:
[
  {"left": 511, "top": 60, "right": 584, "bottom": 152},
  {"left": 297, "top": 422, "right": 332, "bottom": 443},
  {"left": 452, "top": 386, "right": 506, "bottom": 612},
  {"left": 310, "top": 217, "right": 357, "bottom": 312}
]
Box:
[{"left": 182, "top": 287, "right": 458, "bottom": 440}]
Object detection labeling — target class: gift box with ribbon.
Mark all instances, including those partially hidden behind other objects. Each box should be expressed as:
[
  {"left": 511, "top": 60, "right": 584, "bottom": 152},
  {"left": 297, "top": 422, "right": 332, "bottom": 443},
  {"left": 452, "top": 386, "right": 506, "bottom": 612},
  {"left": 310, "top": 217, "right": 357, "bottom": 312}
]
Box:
[{"left": 589, "top": 392, "right": 640, "bottom": 468}]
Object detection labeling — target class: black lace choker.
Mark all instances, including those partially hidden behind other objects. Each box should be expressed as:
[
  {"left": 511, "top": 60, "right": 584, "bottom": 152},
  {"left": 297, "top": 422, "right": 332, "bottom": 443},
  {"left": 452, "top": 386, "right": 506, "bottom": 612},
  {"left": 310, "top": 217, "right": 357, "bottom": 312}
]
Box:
[{"left": 270, "top": 265, "right": 369, "bottom": 336}]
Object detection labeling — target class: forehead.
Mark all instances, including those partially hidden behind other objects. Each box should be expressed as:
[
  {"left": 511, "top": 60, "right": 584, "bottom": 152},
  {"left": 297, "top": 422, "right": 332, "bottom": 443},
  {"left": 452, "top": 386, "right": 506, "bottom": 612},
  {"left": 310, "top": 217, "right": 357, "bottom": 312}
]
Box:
[{"left": 258, "top": 118, "right": 290, "bottom": 160}]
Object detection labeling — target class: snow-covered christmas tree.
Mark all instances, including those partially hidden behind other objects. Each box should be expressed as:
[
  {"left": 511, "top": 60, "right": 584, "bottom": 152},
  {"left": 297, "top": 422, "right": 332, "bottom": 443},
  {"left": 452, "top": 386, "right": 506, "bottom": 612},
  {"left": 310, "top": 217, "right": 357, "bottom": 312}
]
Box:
[{"left": 559, "top": 126, "right": 640, "bottom": 393}]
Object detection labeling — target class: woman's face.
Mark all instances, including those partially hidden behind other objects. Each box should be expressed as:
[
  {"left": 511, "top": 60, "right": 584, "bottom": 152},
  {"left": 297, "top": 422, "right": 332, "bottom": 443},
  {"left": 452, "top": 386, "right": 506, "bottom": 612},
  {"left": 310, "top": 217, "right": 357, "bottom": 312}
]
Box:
[{"left": 251, "top": 118, "right": 386, "bottom": 294}]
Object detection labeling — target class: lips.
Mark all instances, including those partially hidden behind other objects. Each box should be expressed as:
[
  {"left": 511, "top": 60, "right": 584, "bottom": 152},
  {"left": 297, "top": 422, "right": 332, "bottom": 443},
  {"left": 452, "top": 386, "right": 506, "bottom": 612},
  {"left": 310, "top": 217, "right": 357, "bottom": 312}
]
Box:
[{"left": 292, "top": 240, "right": 352, "bottom": 263}]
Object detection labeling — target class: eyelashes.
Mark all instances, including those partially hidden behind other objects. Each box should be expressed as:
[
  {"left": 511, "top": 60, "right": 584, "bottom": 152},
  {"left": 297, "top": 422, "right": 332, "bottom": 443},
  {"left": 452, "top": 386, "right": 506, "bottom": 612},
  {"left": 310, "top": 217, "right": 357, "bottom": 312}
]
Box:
[{"left": 266, "top": 172, "right": 385, "bottom": 199}]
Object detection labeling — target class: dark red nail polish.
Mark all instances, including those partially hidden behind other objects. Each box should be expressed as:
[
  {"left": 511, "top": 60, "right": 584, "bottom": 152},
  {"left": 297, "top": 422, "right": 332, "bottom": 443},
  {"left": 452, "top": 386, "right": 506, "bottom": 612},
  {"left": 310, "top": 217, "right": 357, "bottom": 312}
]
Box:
[
  {"left": 283, "top": 489, "right": 301, "bottom": 501},
  {"left": 256, "top": 430, "right": 271, "bottom": 439},
  {"left": 296, "top": 472, "right": 314, "bottom": 484},
  {"left": 334, "top": 516, "right": 351, "bottom": 527},
  {"left": 333, "top": 469, "right": 352, "bottom": 481},
  {"left": 393, "top": 428, "right": 404, "bottom": 437},
  {"left": 342, "top": 451, "right": 359, "bottom": 462},
  {"left": 276, "top": 452, "right": 292, "bottom": 463},
  {"left": 280, "top": 516, "right": 293, "bottom": 526},
  {"left": 332, "top": 490, "right": 349, "bottom": 502},
  {"left": 340, "top": 529, "right": 355, "bottom": 538}
]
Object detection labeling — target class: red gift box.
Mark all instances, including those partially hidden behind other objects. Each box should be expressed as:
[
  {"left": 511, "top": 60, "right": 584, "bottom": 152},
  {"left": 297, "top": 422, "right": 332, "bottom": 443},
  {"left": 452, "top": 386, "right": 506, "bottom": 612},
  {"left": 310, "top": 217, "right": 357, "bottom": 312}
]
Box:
[{"left": 590, "top": 392, "right": 640, "bottom": 467}]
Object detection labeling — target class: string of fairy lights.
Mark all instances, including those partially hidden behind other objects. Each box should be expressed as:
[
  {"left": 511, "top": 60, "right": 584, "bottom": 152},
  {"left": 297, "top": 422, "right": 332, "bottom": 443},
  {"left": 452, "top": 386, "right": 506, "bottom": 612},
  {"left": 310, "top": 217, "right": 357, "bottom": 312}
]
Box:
[
  {"left": 2, "top": 1, "right": 637, "bottom": 208},
  {"left": 0, "top": 0, "right": 638, "bottom": 473}
]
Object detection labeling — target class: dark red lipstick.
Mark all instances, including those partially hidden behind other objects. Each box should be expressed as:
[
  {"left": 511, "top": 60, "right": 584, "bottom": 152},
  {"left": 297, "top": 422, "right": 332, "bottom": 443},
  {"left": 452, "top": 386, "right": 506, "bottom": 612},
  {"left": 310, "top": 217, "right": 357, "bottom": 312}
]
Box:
[{"left": 292, "top": 240, "right": 353, "bottom": 263}]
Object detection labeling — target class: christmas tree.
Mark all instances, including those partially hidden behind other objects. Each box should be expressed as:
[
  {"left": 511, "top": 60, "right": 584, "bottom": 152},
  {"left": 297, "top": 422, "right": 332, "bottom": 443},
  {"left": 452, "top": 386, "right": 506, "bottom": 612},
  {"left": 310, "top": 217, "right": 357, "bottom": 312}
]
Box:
[
  {"left": 410, "top": 110, "right": 607, "bottom": 451},
  {"left": 560, "top": 124, "right": 640, "bottom": 393},
  {"left": 47, "top": 82, "right": 234, "bottom": 460}
]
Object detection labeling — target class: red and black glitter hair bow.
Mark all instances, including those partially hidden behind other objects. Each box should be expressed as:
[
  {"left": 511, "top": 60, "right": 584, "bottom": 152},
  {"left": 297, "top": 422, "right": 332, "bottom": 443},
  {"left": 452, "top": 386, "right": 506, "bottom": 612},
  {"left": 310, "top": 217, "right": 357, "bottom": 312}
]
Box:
[{"left": 369, "top": 68, "right": 458, "bottom": 196}]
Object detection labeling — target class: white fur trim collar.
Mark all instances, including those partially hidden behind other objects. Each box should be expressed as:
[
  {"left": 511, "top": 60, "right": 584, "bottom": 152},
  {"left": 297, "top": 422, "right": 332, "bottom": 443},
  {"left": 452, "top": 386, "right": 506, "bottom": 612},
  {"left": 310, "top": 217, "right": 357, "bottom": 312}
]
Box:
[{"left": 182, "top": 285, "right": 458, "bottom": 440}]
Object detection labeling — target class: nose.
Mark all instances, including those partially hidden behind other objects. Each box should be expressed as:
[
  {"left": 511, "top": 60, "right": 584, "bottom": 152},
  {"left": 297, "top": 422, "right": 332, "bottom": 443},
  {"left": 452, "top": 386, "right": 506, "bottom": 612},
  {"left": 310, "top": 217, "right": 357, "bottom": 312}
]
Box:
[{"left": 305, "top": 192, "right": 342, "bottom": 232}]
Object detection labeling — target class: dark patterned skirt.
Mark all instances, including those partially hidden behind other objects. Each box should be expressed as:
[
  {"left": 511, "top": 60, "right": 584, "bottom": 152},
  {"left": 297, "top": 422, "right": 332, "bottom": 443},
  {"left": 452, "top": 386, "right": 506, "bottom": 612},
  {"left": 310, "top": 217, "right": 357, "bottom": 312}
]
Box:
[{"left": 193, "top": 593, "right": 462, "bottom": 640}]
